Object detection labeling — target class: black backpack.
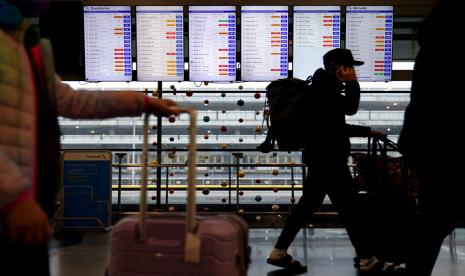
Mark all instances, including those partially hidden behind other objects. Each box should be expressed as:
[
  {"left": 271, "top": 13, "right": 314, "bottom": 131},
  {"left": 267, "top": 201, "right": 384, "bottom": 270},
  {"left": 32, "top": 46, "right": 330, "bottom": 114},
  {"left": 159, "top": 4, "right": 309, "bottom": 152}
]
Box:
[{"left": 258, "top": 76, "right": 312, "bottom": 152}]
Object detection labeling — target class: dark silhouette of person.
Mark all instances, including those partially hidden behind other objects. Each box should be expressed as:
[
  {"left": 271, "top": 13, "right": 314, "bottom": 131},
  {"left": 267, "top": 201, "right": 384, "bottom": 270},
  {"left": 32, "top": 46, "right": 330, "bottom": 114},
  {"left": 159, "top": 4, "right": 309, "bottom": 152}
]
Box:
[
  {"left": 399, "top": 0, "right": 462, "bottom": 275},
  {"left": 267, "top": 48, "right": 382, "bottom": 272}
]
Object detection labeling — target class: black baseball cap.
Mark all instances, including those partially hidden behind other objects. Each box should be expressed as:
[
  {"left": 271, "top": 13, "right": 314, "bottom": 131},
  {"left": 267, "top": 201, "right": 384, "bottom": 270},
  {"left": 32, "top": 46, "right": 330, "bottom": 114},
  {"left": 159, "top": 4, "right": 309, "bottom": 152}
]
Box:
[{"left": 323, "top": 48, "right": 364, "bottom": 68}]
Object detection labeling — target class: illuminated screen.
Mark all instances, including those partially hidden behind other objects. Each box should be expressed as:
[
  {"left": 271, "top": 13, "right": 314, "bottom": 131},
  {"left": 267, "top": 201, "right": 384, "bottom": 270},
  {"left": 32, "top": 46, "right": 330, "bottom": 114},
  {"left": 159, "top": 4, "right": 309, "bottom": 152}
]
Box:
[
  {"left": 346, "top": 6, "right": 393, "bottom": 82},
  {"left": 84, "top": 6, "right": 132, "bottom": 82},
  {"left": 293, "top": 6, "right": 341, "bottom": 79},
  {"left": 241, "top": 6, "right": 288, "bottom": 81},
  {"left": 189, "top": 6, "right": 236, "bottom": 82},
  {"left": 136, "top": 6, "right": 184, "bottom": 81}
]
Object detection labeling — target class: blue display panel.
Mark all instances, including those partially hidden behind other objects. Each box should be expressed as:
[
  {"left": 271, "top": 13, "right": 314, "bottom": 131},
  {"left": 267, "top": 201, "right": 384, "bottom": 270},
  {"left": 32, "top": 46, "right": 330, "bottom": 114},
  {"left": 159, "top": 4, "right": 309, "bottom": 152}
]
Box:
[
  {"left": 62, "top": 151, "right": 111, "bottom": 229},
  {"left": 84, "top": 6, "right": 132, "bottom": 82},
  {"left": 346, "top": 6, "right": 393, "bottom": 82},
  {"left": 293, "top": 6, "right": 341, "bottom": 79},
  {"left": 136, "top": 6, "right": 184, "bottom": 81},
  {"left": 189, "top": 6, "right": 237, "bottom": 82},
  {"left": 241, "top": 6, "right": 289, "bottom": 81}
]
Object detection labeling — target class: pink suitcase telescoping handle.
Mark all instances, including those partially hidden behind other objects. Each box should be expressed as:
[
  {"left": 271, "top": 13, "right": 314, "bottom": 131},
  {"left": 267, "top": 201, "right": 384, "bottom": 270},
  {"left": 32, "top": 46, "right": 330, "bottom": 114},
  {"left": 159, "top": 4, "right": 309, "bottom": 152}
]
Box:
[{"left": 140, "top": 108, "right": 201, "bottom": 263}]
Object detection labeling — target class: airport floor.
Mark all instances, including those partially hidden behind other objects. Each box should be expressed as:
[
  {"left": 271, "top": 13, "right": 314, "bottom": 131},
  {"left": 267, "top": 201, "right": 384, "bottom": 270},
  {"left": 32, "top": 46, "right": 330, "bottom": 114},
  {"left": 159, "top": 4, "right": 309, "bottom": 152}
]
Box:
[{"left": 49, "top": 228, "right": 465, "bottom": 276}]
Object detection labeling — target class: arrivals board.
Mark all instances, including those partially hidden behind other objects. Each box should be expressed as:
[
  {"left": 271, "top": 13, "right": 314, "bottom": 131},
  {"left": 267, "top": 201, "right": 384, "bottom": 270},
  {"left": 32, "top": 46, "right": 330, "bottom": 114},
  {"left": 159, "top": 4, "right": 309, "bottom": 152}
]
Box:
[
  {"left": 189, "top": 6, "right": 236, "bottom": 82},
  {"left": 346, "top": 6, "right": 393, "bottom": 82},
  {"left": 293, "top": 6, "right": 341, "bottom": 79},
  {"left": 84, "top": 6, "right": 132, "bottom": 81},
  {"left": 241, "top": 6, "right": 288, "bottom": 81},
  {"left": 136, "top": 6, "right": 184, "bottom": 81}
]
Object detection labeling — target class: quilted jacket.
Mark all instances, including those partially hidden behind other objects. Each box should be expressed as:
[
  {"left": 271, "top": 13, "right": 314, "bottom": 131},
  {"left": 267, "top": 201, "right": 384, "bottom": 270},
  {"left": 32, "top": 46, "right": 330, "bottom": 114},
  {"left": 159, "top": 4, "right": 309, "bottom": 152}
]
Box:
[{"left": 0, "top": 20, "right": 147, "bottom": 216}]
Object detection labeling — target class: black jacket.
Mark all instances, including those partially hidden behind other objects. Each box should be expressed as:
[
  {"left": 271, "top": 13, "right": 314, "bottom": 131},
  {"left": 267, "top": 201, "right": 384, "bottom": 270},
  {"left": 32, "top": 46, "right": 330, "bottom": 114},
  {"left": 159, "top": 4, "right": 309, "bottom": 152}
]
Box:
[
  {"left": 398, "top": 0, "right": 460, "bottom": 167},
  {"left": 302, "top": 68, "right": 361, "bottom": 165}
]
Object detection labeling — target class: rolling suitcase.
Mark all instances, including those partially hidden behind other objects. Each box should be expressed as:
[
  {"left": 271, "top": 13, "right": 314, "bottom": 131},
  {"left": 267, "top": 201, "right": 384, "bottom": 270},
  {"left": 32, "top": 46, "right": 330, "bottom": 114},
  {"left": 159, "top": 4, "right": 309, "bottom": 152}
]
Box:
[
  {"left": 107, "top": 109, "right": 250, "bottom": 276},
  {"left": 352, "top": 137, "right": 417, "bottom": 266}
]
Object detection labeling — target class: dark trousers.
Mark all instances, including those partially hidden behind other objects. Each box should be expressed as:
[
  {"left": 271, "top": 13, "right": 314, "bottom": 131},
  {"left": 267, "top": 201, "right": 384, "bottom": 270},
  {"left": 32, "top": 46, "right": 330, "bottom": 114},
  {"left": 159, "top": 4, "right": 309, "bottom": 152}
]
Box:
[
  {"left": 275, "top": 161, "right": 374, "bottom": 258},
  {"left": 0, "top": 235, "right": 50, "bottom": 276},
  {"left": 406, "top": 162, "right": 464, "bottom": 276}
]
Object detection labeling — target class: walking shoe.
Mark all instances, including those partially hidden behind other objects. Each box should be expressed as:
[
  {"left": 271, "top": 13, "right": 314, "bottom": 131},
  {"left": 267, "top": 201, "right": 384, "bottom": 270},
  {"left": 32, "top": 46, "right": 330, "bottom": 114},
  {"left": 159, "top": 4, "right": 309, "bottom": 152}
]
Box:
[
  {"left": 359, "top": 256, "right": 383, "bottom": 272},
  {"left": 381, "top": 263, "right": 407, "bottom": 275},
  {"left": 267, "top": 254, "right": 307, "bottom": 273}
]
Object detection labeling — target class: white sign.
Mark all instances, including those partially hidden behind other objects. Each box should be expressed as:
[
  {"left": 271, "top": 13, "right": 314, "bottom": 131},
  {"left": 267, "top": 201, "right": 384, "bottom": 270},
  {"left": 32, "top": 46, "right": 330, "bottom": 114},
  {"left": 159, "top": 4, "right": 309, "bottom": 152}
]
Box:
[
  {"left": 241, "top": 6, "right": 288, "bottom": 81},
  {"left": 136, "top": 6, "right": 184, "bottom": 81},
  {"left": 189, "top": 6, "right": 236, "bottom": 82},
  {"left": 84, "top": 6, "right": 132, "bottom": 82},
  {"left": 346, "top": 6, "right": 393, "bottom": 82},
  {"left": 293, "top": 6, "right": 341, "bottom": 79}
]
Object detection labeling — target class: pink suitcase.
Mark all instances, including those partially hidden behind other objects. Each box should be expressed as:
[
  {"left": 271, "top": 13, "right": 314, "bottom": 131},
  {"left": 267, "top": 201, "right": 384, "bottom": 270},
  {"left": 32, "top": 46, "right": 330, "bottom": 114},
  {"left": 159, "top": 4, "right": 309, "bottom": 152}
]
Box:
[{"left": 107, "top": 109, "right": 250, "bottom": 276}]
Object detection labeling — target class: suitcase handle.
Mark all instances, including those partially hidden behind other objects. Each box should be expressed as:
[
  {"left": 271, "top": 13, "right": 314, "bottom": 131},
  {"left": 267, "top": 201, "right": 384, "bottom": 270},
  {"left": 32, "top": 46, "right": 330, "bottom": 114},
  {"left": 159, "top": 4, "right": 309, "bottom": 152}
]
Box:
[
  {"left": 183, "top": 108, "right": 200, "bottom": 263},
  {"left": 140, "top": 113, "right": 149, "bottom": 241},
  {"left": 140, "top": 108, "right": 200, "bottom": 263},
  {"left": 184, "top": 108, "right": 198, "bottom": 235}
]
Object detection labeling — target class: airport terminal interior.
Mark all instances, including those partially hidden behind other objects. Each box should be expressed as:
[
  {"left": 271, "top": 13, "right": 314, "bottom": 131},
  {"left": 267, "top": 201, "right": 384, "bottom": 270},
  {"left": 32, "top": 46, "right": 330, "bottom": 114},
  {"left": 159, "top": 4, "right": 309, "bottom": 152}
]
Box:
[{"left": 2, "top": 0, "right": 464, "bottom": 275}]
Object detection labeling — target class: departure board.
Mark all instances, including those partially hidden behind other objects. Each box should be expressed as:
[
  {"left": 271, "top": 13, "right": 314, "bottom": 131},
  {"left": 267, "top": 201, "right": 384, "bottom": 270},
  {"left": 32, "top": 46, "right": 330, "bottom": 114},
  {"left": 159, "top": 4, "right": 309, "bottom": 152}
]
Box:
[
  {"left": 346, "top": 6, "right": 393, "bottom": 82},
  {"left": 136, "top": 6, "right": 184, "bottom": 81},
  {"left": 189, "top": 6, "right": 236, "bottom": 82},
  {"left": 241, "top": 6, "right": 288, "bottom": 81},
  {"left": 84, "top": 6, "right": 132, "bottom": 82},
  {"left": 293, "top": 6, "right": 341, "bottom": 79}
]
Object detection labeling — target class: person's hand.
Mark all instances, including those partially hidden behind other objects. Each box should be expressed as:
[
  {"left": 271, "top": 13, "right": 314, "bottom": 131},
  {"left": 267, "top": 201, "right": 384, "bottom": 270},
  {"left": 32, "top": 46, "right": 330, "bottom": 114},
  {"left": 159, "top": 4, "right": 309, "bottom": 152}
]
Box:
[
  {"left": 336, "top": 66, "right": 357, "bottom": 82},
  {"left": 370, "top": 129, "right": 387, "bottom": 141},
  {"left": 5, "top": 197, "right": 53, "bottom": 245},
  {"left": 145, "top": 97, "right": 181, "bottom": 117}
]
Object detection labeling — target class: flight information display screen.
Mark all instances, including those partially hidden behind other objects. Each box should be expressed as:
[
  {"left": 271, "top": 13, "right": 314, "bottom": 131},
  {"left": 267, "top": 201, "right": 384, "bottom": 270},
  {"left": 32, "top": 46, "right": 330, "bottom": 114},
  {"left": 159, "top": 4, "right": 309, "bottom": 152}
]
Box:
[
  {"left": 84, "top": 6, "right": 132, "bottom": 82},
  {"left": 189, "top": 6, "right": 236, "bottom": 82},
  {"left": 241, "top": 6, "right": 288, "bottom": 81},
  {"left": 136, "top": 6, "right": 184, "bottom": 81},
  {"left": 293, "top": 6, "right": 341, "bottom": 79},
  {"left": 346, "top": 6, "right": 393, "bottom": 82}
]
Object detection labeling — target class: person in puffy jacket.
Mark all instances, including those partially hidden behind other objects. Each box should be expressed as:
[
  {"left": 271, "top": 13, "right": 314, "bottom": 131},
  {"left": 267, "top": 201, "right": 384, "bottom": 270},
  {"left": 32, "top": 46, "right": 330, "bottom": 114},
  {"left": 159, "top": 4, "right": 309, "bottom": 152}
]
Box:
[{"left": 0, "top": 1, "right": 180, "bottom": 275}]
